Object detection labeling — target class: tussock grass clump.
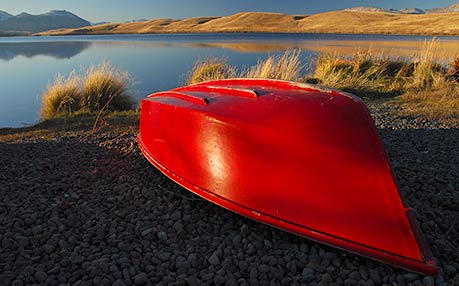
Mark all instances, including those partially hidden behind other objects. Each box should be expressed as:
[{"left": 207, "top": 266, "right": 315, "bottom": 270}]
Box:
[
  {"left": 314, "top": 50, "right": 408, "bottom": 96},
  {"left": 243, "top": 49, "right": 303, "bottom": 81},
  {"left": 187, "top": 50, "right": 304, "bottom": 84},
  {"left": 40, "top": 73, "right": 82, "bottom": 120},
  {"left": 408, "top": 39, "right": 446, "bottom": 89},
  {"left": 396, "top": 40, "right": 459, "bottom": 120},
  {"left": 81, "top": 62, "right": 134, "bottom": 112},
  {"left": 40, "top": 62, "right": 135, "bottom": 120},
  {"left": 188, "top": 58, "right": 236, "bottom": 84}
]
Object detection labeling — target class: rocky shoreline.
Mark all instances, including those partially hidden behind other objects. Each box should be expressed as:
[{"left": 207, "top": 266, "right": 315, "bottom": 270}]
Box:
[{"left": 0, "top": 101, "right": 458, "bottom": 285}]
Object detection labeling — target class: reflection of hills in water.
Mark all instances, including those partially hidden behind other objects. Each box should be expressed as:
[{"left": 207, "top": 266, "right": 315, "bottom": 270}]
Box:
[
  {"left": 1, "top": 37, "right": 458, "bottom": 61},
  {"left": 0, "top": 41, "right": 91, "bottom": 61},
  {"left": 90, "top": 39, "right": 459, "bottom": 60}
]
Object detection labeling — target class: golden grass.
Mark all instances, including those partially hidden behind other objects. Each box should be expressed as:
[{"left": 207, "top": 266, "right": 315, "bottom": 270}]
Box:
[
  {"left": 40, "top": 72, "right": 81, "bottom": 120},
  {"left": 81, "top": 61, "right": 134, "bottom": 112},
  {"left": 314, "top": 50, "right": 408, "bottom": 96},
  {"left": 187, "top": 50, "right": 303, "bottom": 84},
  {"left": 395, "top": 41, "right": 459, "bottom": 121},
  {"left": 40, "top": 62, "right": 134, "bottom": 120},
  {"left": 408, "top": 39, "right": 446, "bottom": 89},
  {"left": 36, "top": 11, "right": 459, "bottom": 36},
  {"left": 242, "top": 49, "right": 303, "bottom": 81},
  {"left": 187, "top": 58, "right": 237, "bottom": 84},
  {"left": 396, "top": 83, "right": 459, "bottom": 121},
  {"left": 187, "top": 40, "right": 458, "bottom": 121},
  {"left": 312, "top": 39, "right": 459, "bottom": 121}
]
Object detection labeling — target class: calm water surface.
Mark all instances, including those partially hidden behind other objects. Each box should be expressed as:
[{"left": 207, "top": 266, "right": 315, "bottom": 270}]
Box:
[{"left": 1, "top": 33, "right": 458, "bottom": 127}]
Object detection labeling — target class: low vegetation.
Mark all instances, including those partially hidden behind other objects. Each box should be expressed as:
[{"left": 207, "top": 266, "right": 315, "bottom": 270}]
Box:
[
  {"left": 41, "top": 40, "right": 457, "bottom": 124},
  {"left": 242, "top": 49, "right": 303, "bottom": 81},
  {"left": 40, "top": 62, "right": 134, "bottom": 120},
  {"left": 40, "top": 72, "right": 82, "bottom": 120},
  {"left": 188, "top": 40, "right": 458, "bottom": 122},
  {"left": 187, "top": 49, "right": 304, "bottom": 84},
  {"left": 188, "top": 58, "right": 236, "bottom": 84}
]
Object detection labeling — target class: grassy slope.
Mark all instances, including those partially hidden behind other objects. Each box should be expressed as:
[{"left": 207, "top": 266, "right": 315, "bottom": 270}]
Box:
[{"left": 36, "top": 11, "right": 459, "bottom": 36}]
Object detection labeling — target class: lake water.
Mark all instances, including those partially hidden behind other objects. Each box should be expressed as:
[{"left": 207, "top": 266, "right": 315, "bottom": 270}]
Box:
[{"left": 1, "top": 33, "right": 459, "bottom": 127}]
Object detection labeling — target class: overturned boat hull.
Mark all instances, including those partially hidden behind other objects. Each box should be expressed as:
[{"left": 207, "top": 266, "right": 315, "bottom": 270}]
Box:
[{"left": 138, "top": 79, "right": 437, "bottom": 275}]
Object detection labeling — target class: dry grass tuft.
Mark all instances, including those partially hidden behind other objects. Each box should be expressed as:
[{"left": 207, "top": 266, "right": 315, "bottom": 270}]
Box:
[
  {"left": 81, "top": 61, "right": 135, "bottom": 112},
  {"left": 188, "top": 58, "right": 236, "bottom": 84},
  {"left": 40, "top": 61, "right": 135, "bottom": 120},
  {"left": 243, "top": 49, "right": 303, "bottom": 81},
  {"left": 312, "top": 39, "right": 459, "bottom": 120},
  {"left": 314, "top": 50, "right": 407, "bottom": 96},
  {"left": 40, "top": 72, "right": 82, "bottom": 120},
  {"left": 408, "top": 39, "right": 446, "bottom": 89},
  {"left": 396, "top": 40, "right": 459, "bottom": 121}
]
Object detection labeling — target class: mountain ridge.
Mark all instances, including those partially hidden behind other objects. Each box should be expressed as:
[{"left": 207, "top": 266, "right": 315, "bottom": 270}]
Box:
[
  {"left": 36, "top": 10, "right": 459, "bottom": 37},
  {"left": 0, "top": 10, "right": 90, "bottom": 33},
  {"left": 0, "top": 10, "right": 13, "bottom": 21},
  {"left": 345, "top": 2, "right": 459, "bottom": 14}
]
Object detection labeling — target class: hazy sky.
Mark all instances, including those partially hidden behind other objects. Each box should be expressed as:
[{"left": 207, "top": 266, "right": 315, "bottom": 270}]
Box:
[{"left": 0, "top": 0, "right": 457, "bottom": 22}]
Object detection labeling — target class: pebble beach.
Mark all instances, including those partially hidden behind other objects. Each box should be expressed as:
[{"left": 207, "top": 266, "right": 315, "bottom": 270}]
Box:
[{"left": 0, "top": 102, "right": 458, "bottom": 286}]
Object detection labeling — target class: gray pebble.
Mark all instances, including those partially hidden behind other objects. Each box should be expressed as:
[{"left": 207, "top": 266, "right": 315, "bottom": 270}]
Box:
[
  {"left": 157, "top": 232, "right": 167, "bottom": 241},
  {"left": 302, "top": 267, "right": 314, "bottom": 276},
  {"left": 445, "top": 265, "right": 457, "bottom": 275},
  {"left": 258, "top": 264, "right": 270, "bottom": 273},
  {"left": 34, "top": 271, "right": 47, "bottom": 282},
  {"left": 100, "top": 278, "right": 111, "bottom": 286},
  {"left": 110, "top": 264, "right": 120, "bottom": 273},
  {"left": 42, "top": 244, "right": 55, "bottom": 254},
  {"left": 134, "top": 272, "right": 148, "bottom": 285},
  {"left": 404, "top": 273, "right": 419, "bottom": 282},
  {"left": 112, "top": 279, "right": 127, "bottom": 286},
  {"left": 422, "top": 276, "right": 435, "bottom": 286},
  {"left": 187, "top": 253, "right": 198, "bottom": 268},
  {"left": 11, "top": 280, "right": 23, "bottom": 286},
  {"left": 214, "top": 275, "right": 226, "bottom": 285},
  {"left": 209, "top": 253, "right": 220, "bottom": 265}
]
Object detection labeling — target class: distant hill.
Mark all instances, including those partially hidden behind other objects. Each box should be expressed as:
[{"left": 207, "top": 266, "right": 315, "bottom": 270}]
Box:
[
  {"left": 0, "top": 10, "right": 90, "bottom": 33},
  {"left": 345, "top": 3, "right": 459, "bottom": 14},
  {"left": 36, "top": 10, "right": 459, "bottom": 37},
  {"left": 399, "top": 8, "right": 425, "bottom": 14},
  {"left": 427, "top": 3, "right": 459, "bottom": 13},
  {"left": 0, "top": 10, "right": 13, "bottom": 21},
  {"left": 92, "top": 21, "right": 110, "bottom": 26},
  {"left": 345, "top": 6, "right": 428, "bottom": 14},
  {"left": 345, "top": 7, "right": 401, "bottom": 13}
]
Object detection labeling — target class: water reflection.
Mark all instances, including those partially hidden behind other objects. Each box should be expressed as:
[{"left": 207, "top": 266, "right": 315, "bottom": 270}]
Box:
[
  {"left": 0, "top": 41, "right": 91, "bottom": 61},
  {"left": 88, "top": 37, "right": 459, "bottom": 59}
]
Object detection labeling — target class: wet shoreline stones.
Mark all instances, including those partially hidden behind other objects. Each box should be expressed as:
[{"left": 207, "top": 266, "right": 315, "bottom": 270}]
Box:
[{"left": 0, "top": 101, "right": 458, "bottom": 285}]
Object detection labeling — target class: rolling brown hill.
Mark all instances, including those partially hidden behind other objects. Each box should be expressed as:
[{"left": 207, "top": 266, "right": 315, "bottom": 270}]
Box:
[{"left": 36, "top": 10, "right": 459, "bottom": 36}]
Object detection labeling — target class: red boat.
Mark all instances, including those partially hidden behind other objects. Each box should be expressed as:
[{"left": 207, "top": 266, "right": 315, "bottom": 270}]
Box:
[{"left": 138, "top": 78, "right": 437, "bottom": 275}]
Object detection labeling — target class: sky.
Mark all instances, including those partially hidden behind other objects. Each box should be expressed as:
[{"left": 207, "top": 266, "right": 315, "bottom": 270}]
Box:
[{"left": 0, "top": 0, "right": 457, "bottom": 23}]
